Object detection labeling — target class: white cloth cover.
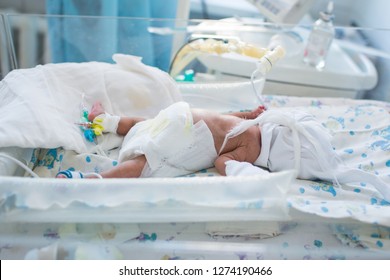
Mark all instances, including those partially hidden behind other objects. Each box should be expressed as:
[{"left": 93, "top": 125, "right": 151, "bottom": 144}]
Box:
[
  {"left": 254, "top": 110, "right": 339, "bottom": 180},
  {"left": 0, "top": 54, "right": 181, "bottom": 154},
  {"left": 224, "top": 109, "right": 390, "bottom": 202},
  {"left": 118, "top": 102, "right": 218, "bottom": 177}
]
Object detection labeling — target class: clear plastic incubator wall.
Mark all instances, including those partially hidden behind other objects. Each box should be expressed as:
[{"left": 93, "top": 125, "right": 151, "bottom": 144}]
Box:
[{"left": 0, "top": 13, "right": 390, "bottom": 260}]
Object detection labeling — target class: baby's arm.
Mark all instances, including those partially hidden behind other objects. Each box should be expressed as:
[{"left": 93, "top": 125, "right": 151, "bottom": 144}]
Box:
[
  {"left": 214, "top": 147, "right": 248, "bottom": 176},
  {"left": 116, "top": 116, "right": 145, "bottom": 136},
  {"left": 88, "top": 101, "right": 145, "bottom": 136}
]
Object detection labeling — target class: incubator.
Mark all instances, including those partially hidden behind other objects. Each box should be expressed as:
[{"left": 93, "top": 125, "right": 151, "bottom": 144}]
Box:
[
  {"left": 167, "top": 0, "right": 380, "bottom": 100},
  {"left": 178, "top": 18, "right": 378, "bottom": 99},
  {"left": 1, "top": 13, "right": 390, "bottom": 261}
]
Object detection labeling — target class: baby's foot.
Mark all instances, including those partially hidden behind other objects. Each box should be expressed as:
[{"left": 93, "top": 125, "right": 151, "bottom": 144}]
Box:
[
  {"left": 56, "top": 170, "right": 85, "bottom": 179},
  {"left": 56, "top": 169, "right": 102, "bottom": 179},
  {"left": 88, "top": 101, "right": 105, "bottom": 121}
]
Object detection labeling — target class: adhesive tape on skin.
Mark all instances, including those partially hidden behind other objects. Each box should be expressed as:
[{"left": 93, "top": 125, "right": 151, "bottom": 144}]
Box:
[{"left": 93, "top": 113, "right": 120, "bottom": 134}]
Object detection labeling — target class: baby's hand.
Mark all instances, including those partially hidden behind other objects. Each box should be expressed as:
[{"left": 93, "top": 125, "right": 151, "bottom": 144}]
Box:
[{"left": 88, "top": 101, "right": 105, "bottom": 121}]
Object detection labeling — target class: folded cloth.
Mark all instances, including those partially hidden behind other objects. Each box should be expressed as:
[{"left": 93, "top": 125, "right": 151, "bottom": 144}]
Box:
[{"left": 118, "top": 102, "right": 218, "bottom": 177}]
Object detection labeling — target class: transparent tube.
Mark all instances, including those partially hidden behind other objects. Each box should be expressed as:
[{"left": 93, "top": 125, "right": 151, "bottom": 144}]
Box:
[
  {"left": 177, "top": 46, "right": 285, "bottom": 112},
  {"left": 178, "top": 78, "right": 265, "bottom": 112},
  {"left": 169, "top": 36, "right": 268, "bottom": 78}
]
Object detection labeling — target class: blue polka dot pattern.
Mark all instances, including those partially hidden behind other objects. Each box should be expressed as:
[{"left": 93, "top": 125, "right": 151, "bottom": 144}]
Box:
[
  {"left": 376, "top": 240, "right": 384, "bottom": 248},
  {"left": 314, "top": 240, "right": 323, "bottom": 248},
  {"left": 344, "top": 149, "right": 354, "bottom": 154}
]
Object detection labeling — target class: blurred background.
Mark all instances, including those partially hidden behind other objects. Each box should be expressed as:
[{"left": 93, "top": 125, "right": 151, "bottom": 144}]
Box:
[{"left": 0, "top": 0, "right": 389, "bottom": 101}]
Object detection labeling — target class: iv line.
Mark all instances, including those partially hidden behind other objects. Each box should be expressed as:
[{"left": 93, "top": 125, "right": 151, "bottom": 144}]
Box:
[{"left": 0, "top": 152, "right": 40, "bottom": 178}]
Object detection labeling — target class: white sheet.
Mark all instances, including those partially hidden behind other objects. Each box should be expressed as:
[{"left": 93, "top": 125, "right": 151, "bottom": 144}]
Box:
[{"left": 0, "top": 54, "right": 181, "bottom": 153}]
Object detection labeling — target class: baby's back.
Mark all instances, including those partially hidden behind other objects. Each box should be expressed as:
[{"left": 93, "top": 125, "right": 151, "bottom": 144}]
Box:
[{"left": 191, "top": 109, "right": 261, "bottom": 163}]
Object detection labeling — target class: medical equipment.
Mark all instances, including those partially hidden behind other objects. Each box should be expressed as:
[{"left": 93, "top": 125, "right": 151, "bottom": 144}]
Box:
[
  {"left": 170, "top": 36, "right": 285, "bottom": 110},
  {"left": 192, "top": 18, "right": 378, "bottom": 99},
  {"left": 169, "top": 35, "right": 268, "bottom": 78},
  {"left": 246, "top": 0, "right": 315, "bottom": 24},
  {"left": 303, "top": 1, "right": 335, "bottom": 70}
]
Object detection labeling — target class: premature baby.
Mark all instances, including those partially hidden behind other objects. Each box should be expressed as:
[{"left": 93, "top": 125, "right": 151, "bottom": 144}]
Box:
[
  {"left": 57, "top": 101, "right": 390, "bottom": 201},
  {"left": 57, "top": 101, "right": 265, "bottom": 178}
]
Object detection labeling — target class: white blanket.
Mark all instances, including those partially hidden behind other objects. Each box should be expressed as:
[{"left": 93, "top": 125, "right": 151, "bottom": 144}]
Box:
[{"left": 0, "top": 54, "right": 181, "bottom": 153}]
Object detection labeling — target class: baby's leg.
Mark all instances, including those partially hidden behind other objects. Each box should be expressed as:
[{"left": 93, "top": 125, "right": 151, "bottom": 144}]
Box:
[
  {"left": 100, "top": 155, "right": 147, "bottom": 178},
  {"left": 228, "top": 105, "right": 265, "bottom": 119},
  {"left": 56, "top": 156, "right": 146, "bottom": 179}
]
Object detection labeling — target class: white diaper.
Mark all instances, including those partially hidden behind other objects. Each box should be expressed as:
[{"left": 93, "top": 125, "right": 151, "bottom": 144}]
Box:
[
  {"left": 254, "top": 110, "right": 339, "bottom": 181},
  {"left": 118, "top": 102, "right": 217, "bottom": 177}
]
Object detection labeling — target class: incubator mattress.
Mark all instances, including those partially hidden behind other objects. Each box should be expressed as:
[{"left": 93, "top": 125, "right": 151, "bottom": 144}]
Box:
[{"left": 1, "top": 94, "right": 390, "bottom": 260}]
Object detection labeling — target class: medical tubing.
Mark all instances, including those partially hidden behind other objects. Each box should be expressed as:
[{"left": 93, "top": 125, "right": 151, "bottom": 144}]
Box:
[
  {"left": 0, "top": 152, "right": 39, "bottom": 178},
  {"left": 0, "top": 152, "right": 103, "bottom": 179},
  {"left": 169, "top": 37, "right": 268, "bottom": 78},
  {"left": 250, "top": 67, "right": 266, "bottom": 106},
  {"left": 169, "top": 37, "right": 226, "bottom": 77},
  {"left": 250, "top": 46, "right": 286, "bottom": 108}
]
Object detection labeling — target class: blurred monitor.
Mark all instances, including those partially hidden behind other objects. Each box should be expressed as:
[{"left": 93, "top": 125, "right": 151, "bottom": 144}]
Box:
[{"left": 246, "top": 0, "right": 314, "bottom": 24}]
